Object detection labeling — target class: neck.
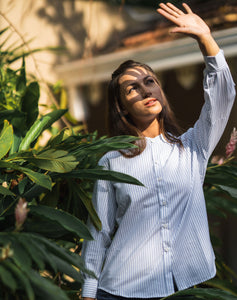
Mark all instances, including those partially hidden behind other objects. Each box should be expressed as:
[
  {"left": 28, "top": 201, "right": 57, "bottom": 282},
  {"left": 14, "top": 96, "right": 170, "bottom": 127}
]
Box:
[{"left": 136, "top": 118, "right": 160, "bottom": 138}]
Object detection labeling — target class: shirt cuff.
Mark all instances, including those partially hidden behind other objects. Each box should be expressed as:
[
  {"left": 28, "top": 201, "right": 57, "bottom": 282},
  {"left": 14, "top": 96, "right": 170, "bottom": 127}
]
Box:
[
  {"left": 82, "top": 278, "right": 98, "bottom": 298},
  {"left": 204, "top": 49, "right": 227, "bottom": 72}
]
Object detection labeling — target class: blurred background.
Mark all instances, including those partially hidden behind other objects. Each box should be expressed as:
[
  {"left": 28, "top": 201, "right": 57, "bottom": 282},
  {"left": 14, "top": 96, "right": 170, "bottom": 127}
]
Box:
[{"left": 1, "top": 0, "right": 237, "bottom": 280}]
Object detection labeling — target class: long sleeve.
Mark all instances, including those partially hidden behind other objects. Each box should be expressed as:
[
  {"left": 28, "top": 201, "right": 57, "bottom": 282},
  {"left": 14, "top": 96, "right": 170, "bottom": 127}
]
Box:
[
  {"left": 81, "top": 157, "right": 117, "bottom": 298},
  {"left": 182, "top": 50, "right": 236, "bottom": 178}
]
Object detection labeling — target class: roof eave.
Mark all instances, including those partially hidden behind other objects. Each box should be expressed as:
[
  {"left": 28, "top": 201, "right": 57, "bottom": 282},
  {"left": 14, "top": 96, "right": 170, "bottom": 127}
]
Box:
[{"left": 56, "top": 26, "right": 237, "bottom": 86}]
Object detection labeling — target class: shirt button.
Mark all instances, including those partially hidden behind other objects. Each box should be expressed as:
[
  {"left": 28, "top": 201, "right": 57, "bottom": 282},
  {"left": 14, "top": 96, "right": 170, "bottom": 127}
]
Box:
[
  {"left": 162, "top": 223, "right": 168, "bottom": 229},
  {"left": 162, "top": 201, "right": 167, "bottom": 206},
  {"left": 164, "top": 246, "right": 170, "bottom": 252},
  {"left": 158, "top": 177, "right": 162, "bottom": 181}
]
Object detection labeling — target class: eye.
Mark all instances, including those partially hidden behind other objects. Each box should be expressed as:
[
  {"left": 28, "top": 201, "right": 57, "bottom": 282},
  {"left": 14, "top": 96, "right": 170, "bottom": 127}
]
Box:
[
  {"left": 127, "top": 86, "right": 137, "bottom": 94},
  {"left": 146, "top": 77, "right": 155, "bottom": 85}
]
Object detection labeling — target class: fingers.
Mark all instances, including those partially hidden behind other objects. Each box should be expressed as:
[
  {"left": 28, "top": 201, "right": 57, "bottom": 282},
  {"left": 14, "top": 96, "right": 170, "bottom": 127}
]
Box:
[
  {"left": 157, "top": 7, "right": 178, "bottom": 23},
  {"left": 157, "top": 2, "right": 193, "bottom": 19},
  {"left": 167, "top": 3, "right": 185, "bottom": 16},
  {"left": 182, "top": 3, "right": 193, "bottom": 14},
  {"left": 158, "top": 3, "right": 182, "bottom": 18}
]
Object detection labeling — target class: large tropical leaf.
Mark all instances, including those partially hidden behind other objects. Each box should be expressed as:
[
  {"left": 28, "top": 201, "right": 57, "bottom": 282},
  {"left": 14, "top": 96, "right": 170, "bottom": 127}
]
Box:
[
  {"left": 0, "top": 109, "right": 26, "bottom": 130},
  {"left": 205, "top": 278, "right": 237, "bottom": 296},
  {"left": 15, "top": 56, "right": 26, "bottom": 92},
  {"left": 0, "top": 263, "right": 18, "bottom": 292},
  {"left": 205, "top": 168, "right": 237, "bottom": 188},
  {"left": 19, "top": 109, "right": 67, "bottom": 151},
  {"left": 0, "top": 232, "right": 92, "bottom": 282},
  {"left": 71, "top": 183, "right": 101, "bottom": 230},
  {"left": 0, "top": 185, "right": 15, "bottom": 196},
  {"left": 0, "top": 161, "right": 52, "bottom": 190},
  {"left": 53, "top": 168, "right": 144, "bottom": 186},
  {"left": 162, "top": 287, "right": 237, "bottom": 300},
  {"left": 21, "top": 81, "right": 39, "bottom": 129},
  {"left": 0, "top": 120, "right": 13, "bottom": 159},
  {"left": 28, "top": 270, "right": 69, "bottom": 300},
  {"left": 29, "top": 205, "right": 93, "bottom": 240},
  {"left": 10, "top": 130, "right": 22, "bottom": 154},
  {"left": 14, "top": 149, "right": 78, "bottom": 173},
  {"left": 3, "top": 260, "right": 34, "bottom": 300},
  {"left": 218, "top": 185, "right": 237, "bottom": 199}
]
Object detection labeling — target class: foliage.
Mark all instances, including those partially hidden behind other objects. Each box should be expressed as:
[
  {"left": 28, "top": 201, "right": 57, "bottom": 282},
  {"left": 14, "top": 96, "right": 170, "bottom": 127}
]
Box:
[
  {"left": 202, "top": 154, "right": 237, "bottom": 298},
  {"left": 0, "top": 27, "right": 142, "bottom": 299},
  {"left": 1, "top": 22, "right": 237, "bottom": 300}
]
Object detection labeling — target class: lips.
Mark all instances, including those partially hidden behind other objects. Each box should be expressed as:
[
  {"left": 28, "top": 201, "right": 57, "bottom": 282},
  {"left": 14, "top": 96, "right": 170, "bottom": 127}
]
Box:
[{"left": 144, "top": 98, "right": 157, "bottom": 106}]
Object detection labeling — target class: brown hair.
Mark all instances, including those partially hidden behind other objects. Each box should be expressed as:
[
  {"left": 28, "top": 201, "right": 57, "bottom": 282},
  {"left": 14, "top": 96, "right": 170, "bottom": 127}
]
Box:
[{"left": 107, "top": 60, "right": 183, "bottom": 157}]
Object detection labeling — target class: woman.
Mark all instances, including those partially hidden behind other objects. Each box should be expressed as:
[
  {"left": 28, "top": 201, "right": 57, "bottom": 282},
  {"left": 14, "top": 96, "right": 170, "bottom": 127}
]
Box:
[{"left": 82, "top": 3, "right": 236, "bottom": 300}]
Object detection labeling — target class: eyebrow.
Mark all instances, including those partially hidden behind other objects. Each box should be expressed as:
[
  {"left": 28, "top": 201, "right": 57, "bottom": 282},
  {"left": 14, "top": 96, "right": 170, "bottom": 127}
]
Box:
[{"left": 121, "top": 75, "right": 154, "bottom": 89}]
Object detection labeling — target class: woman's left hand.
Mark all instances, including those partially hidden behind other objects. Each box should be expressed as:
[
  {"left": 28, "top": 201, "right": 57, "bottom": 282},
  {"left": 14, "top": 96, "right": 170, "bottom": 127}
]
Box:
[
  {"left": 157, "top": 2, "right": 210, "bottom": 40},
  {"left": 157, "top": 2, "right": 219, "bottom": 56}
]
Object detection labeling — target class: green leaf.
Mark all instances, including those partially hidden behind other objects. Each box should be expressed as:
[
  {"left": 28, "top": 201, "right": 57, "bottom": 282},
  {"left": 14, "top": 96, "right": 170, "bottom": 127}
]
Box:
[
  {"left": 48, "top": 254, "right": 84, "bottom": 283},
  {"left": 0, "top": 263, "right": 17, "bottom": 292},
  {"left": 0, "top": 120, "right": 13, "bottom": 159},
  {"left": 0, "top": 185, "right": 15, "bottom": 196},
  {"left": 71, "top": 141, "right": 138, "bottom": 159},
  {"left": 0, "top": 110, "right": 26, "bottom": 130},
  {"left": 19, "top": 109, "right": 67, "bottom": 151},
  {"left": 0, "top": 161, "right": 52, "bottom": 190},
  {"left": 205, "top": 187, "right": 237, "bottom": 217},
  {"left": 162, "top": 287, "right": 237, "bottom": 300},
  {"left": 72, "top": 183, "right": 101, "bottom": 231},
  {"left": 22, "top": 149, "right": 78, "bottom": 173},
  {"left": 56, "top": 168, "right": 144, "bottom": 186},
  {"left": 47, "top": 128, "right": 66, "bottom": 147},
  {"left": 218, "top": 185, "right": 237, "bottom": 199},
  {"left": 22, "top": 168, "right": 51, "bottom": 191},
  {"left": 22, "top": 184, "right": 47, "bottom": 200},
  {"left": 205, "top": 278, "right": 237, "bottom": 296},
  {"left": 28, "top": 269, "right": 69, "bottom": 300},
  {"left": 21, "top": 82, "right": 39, "bottom": 129},
  {"left": 16, "top": 234, "right": 45, "bottom": 271},
  {"left": 40, "top": 184, "right": 59, "bottom": 207},
  {"left": 17, "top": 177, "right": 28, "bottom": 195},
  {"left": 29, "top": 205, "right": 93, "bottom": 240},
  {"left": 10, "top": 130, "right": 22, "bottom": 154},
  {"left": 205, "top": 169, "right": 237, "bottom": 189},
  {"left": 24, "top": 233, "right": 58, "bottom": 274},
  {"left": 32, "top": 234, "right": 86, "bottom": 270},
  {"left": 4, "top": 260, "right": 35, "bottom": 300},
  {"left": 25, "top": 217, "right": 72, "bottom": 239},
  {"left": 6, "top": 235, "right": 32, "bottom": 271},
  {"left": 16, "top": 56, "right": 26, "bottom": 92}
]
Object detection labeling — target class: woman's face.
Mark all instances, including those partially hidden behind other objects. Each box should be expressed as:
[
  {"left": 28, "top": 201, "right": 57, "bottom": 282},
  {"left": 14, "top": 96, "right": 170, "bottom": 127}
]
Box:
[{"left": 119, "top": 66, "right": 163, "bottom": 128}]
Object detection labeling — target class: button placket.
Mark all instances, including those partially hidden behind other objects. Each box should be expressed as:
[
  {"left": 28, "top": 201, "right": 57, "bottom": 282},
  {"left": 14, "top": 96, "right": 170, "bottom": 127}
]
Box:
[{"left": 149, "top": 137, "right": 173, "bottom": 290}]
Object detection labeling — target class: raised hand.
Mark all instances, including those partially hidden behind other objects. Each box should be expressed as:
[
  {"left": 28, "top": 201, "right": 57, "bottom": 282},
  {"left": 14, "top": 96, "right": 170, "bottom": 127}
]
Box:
[{"left": 157, "top": 2, "right": 219, "bottom": 56}]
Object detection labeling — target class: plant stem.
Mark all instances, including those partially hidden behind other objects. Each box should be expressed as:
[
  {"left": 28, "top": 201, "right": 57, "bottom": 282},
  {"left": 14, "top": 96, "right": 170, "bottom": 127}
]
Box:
[
  {"left": 0, "top": 11, "right": 71, "bottom": 128},
  {"left": 207, "top": 156, "right": 235, "bottom": 170}
]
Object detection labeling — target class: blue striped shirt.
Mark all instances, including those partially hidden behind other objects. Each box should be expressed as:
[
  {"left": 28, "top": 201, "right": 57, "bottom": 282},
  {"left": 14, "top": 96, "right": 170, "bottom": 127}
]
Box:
[{"left": 81, "top": 50, "right": 236, "bottom": 299}]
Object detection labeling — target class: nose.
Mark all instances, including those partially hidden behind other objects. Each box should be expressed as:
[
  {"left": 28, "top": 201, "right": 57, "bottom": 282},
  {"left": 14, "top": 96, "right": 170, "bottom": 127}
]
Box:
[{"left": 141, "top": 85, "right": 152, "bottom": 98}]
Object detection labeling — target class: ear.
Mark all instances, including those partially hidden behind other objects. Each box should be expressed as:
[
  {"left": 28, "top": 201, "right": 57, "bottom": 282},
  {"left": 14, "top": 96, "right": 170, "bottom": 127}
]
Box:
[
  {"left": 115, "top": 99, "right": 128, "bottom": 115},
  {"left": 122, "top": 108, "right": 128, "bottom": 115}
]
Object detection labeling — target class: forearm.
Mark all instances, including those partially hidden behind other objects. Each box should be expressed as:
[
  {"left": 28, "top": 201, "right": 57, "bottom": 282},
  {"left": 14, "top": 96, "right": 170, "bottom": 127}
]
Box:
[
  {"left": 197, "top": 33, "right": 219, "bottom": 57},
  {"left": 192, "top": 50, "right": 236, "bottom": 161}
]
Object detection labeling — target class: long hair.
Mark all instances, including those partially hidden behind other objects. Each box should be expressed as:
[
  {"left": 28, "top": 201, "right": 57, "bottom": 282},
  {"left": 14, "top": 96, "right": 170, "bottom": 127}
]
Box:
[{"left": 107, "top": 60, "right": 183, "bottom": 157}]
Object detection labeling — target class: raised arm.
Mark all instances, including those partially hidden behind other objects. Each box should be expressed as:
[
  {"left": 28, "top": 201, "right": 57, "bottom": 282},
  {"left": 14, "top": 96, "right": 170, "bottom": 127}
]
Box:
[{"left": 157, "top": 2, "right": 219, "bottom": 56}]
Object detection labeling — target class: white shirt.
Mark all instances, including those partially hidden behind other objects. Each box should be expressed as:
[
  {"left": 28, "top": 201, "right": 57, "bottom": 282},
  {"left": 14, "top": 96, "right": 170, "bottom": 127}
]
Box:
[{"left": 81, "top": 50, "right": 236, "bottom": 299}]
